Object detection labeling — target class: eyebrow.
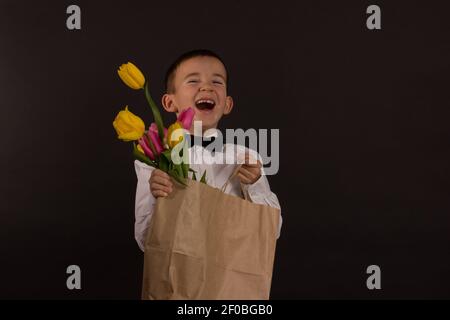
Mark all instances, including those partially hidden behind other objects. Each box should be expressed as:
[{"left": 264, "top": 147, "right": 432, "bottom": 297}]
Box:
[{"left": 183, "top": 72, "right": 226, "bottom": 81}]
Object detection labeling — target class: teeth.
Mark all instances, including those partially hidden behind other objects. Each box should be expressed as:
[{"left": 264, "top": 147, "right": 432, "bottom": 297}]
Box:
[{"left": 196, "top": 99, "right": 214, "bottom": 105}]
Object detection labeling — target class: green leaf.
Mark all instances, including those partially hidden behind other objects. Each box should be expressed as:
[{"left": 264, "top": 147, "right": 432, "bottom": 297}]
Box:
[
  {"left": 200, "top": 170, "right": 207, "bottom": 184},
  {"left": 159, "top": 154, "right": 169, "bottom": 172},
  {"left": 174, "top": 163, "right": 183, "bottom": 178},
  {"left": 144, "top": 82, "right": 165, "bottom": 141},
  {"left": 132, "top": 143, "right": 157, "bottom": 168},
  {"left": 168, "top": 169, "right": 188, "bottom": 186},
  {"left": 162, "top": 149, "right": 172, "bottom": 162},
  {"left": 192, "top": 171, "right": 197, "bottom": 181},
  {"left": 182, "top": 163, "right": 189, "bottom": 179}
]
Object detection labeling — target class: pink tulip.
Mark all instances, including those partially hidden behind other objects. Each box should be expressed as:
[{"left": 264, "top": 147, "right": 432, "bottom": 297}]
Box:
[
  {"left": 148, "top": 123, "right": 166, "bottom": 155},
  {"left": 149, "top": 122, "right": 168, "bottom": 138},
  {"left": 148, "top": 130, "right": 164, "bottom": 155},
  {"left": 178, "top": 107, "right": 195, "bottom": 130},
  {"left": 138, "top": 137, "right": 155, "bottom": 160}
]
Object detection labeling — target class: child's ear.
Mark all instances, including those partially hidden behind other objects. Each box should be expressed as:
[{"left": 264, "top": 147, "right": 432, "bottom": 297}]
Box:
[
  {"left": 223, "top": 96, "right": 234, "bottom": 115},
  {"left": 162, "top": 94, "right": 178, "bottom": 113}
]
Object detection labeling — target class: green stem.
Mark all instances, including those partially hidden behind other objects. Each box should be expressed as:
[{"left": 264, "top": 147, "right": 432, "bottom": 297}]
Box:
[
  {"left": 168, "top": 170, "right": 188, "bottom": 186},
  {"left": 144, "top": 82, "right": 165, "bottom": 142}
]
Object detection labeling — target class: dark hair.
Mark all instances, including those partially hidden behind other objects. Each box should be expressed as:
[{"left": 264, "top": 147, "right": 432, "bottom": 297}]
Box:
[{"left": 164, "top": 49, "right": 228, "bottom": 93}]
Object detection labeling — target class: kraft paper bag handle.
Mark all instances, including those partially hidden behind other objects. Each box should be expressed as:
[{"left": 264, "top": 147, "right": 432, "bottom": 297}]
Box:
[{"left": 220, "top": 164, "right": 250, "bottom": 201}]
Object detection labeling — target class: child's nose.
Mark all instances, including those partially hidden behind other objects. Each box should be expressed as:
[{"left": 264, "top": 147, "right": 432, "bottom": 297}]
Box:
[{"left": 199, "top": 84, "right": 213, "bottom": 92}]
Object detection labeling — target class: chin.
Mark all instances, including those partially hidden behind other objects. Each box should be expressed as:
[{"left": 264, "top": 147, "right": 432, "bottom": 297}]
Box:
[{"left": 193, "top": 118, "right": 215, "bottom": 131}]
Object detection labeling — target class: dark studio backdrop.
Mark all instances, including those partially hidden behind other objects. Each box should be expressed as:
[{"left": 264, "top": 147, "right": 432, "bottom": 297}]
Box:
[{"left": 0, "top": 0, "right": 449, "bottom": 299}]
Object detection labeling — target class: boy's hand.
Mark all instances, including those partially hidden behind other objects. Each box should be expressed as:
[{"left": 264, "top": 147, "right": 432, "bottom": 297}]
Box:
[
  {"left": 237, "top": 153, "right": 262, "bottom": 185},
  {"left": 149, "top": 169, "right": 173, "bottom": 198}
]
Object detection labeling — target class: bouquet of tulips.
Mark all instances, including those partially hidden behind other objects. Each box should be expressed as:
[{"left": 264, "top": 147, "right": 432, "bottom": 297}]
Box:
[{"left": 112, "top": 62, "right": 205, "bottom": 186}]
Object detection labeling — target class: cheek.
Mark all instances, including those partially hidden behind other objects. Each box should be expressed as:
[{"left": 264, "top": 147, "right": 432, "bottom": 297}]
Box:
[
  {"left": 219, "top": 96, "right": 229, "bottom": 109},
  {"left": 218, "top": 90, "right": 227, "bottom": 101},
  {"left": 176, "top": 90, "right": 195, "bottom": 105}
]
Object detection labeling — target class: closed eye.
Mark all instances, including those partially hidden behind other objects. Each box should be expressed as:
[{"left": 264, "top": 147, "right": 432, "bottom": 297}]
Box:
[
  {"left": 213, "top": 81, "right": 223, "bottom": 85},
  {"left": 188, "top": 79, "right": 199, "bottom": 83}
]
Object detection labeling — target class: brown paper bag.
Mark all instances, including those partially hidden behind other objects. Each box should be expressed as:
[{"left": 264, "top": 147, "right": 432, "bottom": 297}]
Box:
[{"left": 141, "top": 167, "right": 280, "bottom": 300}]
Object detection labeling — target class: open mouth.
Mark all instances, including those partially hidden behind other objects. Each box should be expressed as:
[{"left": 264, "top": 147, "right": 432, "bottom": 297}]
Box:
[{"left": 195, "top": 99, "right": 216, "bottom": 111}]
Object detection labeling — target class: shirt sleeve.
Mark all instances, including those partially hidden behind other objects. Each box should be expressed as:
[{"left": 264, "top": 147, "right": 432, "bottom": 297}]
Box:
[{"left": 134, "top": 160, "right": 156, "bottom": 252}]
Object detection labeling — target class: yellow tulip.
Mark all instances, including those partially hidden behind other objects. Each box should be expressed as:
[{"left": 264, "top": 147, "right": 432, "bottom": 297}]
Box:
[
  {"left": 167, "top": 122, "right": 185, "bottom": 148},
  {"left": 136, "top": 144, "right": 145, "bottom": 154},
  {"left": 113, "top": 106, "right": 145, "bottom": 141},
  {"left": 117, "top": 62, "right": 145, "bottom": 90}
]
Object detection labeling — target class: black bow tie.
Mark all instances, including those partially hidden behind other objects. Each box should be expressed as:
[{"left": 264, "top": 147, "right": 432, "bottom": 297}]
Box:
[{"left": 187, "top": 134, "right": 218, "bottom": 149}]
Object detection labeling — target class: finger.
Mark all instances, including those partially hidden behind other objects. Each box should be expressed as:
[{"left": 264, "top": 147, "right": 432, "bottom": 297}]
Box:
[
  {"left": 152, "top": 190, "right": 168, "bottom": 198},
  {"left": 243, "top": 153, "right": 260, "bottom": 166},
  {"left": 149, "top": 169, "right": 169, "bottom": 183},
  {"left": 150, "top": 176, "right": 172, "bottom": 188},
  {"left": 239, "top": 166, "right": 254, "bottom": 178},
  {"left": 239, "top": 166, "right": 258, "bottom": 180},
  {"left": 151, "top": 175, "right": 173, "bottom": 187},
  {"left": 154, "top": 169, "right": 170, "bottom": 180},
  {"left": 150, "top": 183, "right": 173, "bottom": 194},
  {"left": 238, "top": 172, "right": 251, "bottom": 184},
  {"left": 150, "top": 182, "right": 173, "bottom": 194},
  {"left": 243, "top": 159, "right": 261, "bottom": 168},
  {"left": 151, "top": 169, "right": 169, "bottom": 180}
]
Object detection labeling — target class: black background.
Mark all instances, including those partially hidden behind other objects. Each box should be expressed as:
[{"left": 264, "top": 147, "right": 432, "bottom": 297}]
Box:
[{"left": 1, "top": 0, "right": 449, "bottom": 299}]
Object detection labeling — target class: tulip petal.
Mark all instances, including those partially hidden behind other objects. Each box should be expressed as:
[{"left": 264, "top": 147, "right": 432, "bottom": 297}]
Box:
[
  {"left": 119, "top": 131, "right": 142, "bottom": 141},
  {"left": 133, "top": 143, "right": 157, "bottom": 168},
  {"left": 148, "top": 129, "right": 163, "bottom": 155},
  {"left": 149, "top": 123, "right": 158, "bottom": 133},
  {"left": 112, "top": 106, "right": 145, "bottom": 141},
  {"left": 167, "top": 122, "right": 186, "bottom": 148},
  {"left": 117, "top": 70, "right": 140, "bottom": 90},
  {"left": 126, "top": 62, "right": 145, "bottom": 88},
  {"left": 150, "top": 122, "right": 168, "bottom": 138},
  {"left": 138, "top": 137, "right": 155, "bottom": 160},
  {"left": 136, "top": 144, "right": 145, "bottom": 154},
  {"left": 178, "top": 107, "right": 195, "bottom": 130}
]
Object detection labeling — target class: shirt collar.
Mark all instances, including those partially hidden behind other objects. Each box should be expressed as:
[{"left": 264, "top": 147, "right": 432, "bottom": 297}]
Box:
[{"left": 192, "top": 128, "right": 219, "bottom": 138}]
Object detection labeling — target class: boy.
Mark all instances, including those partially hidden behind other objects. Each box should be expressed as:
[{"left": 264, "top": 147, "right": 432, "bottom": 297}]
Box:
[{"left": 134, "top": 49, "right": 282, "bottom": 252}]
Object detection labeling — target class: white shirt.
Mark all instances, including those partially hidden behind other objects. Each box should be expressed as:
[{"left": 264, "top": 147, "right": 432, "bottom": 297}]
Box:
[{"left": 133, "top": 130, "right": 283, "bottom": 252}]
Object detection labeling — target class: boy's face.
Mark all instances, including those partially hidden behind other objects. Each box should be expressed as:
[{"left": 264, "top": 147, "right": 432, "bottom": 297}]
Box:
[{"left": 162, "top": 56, "right": 233, "bottom": 133}]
